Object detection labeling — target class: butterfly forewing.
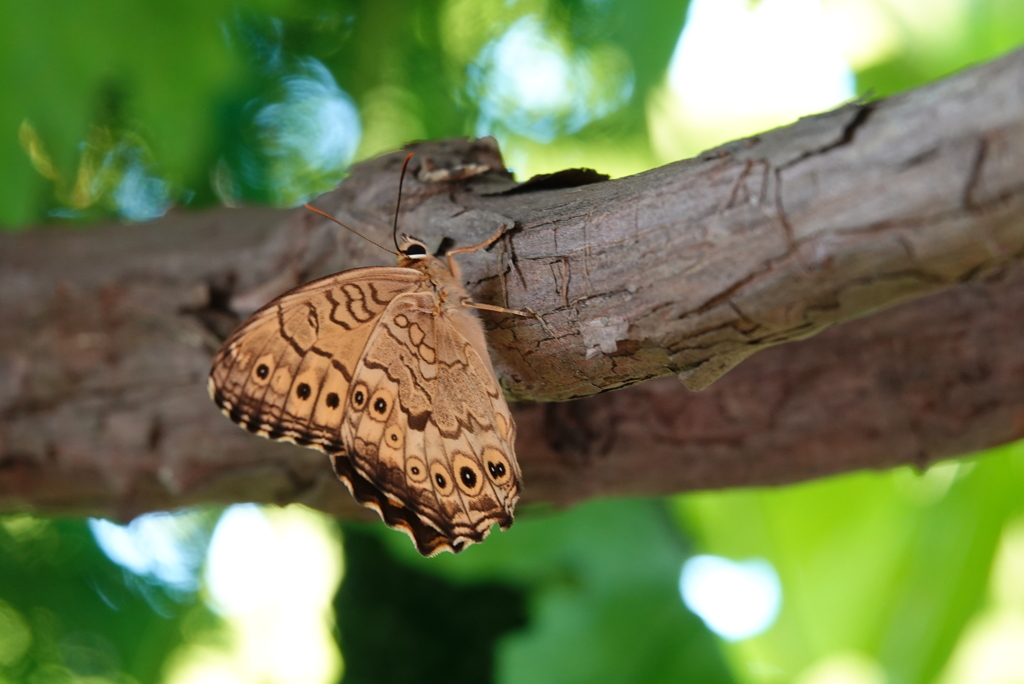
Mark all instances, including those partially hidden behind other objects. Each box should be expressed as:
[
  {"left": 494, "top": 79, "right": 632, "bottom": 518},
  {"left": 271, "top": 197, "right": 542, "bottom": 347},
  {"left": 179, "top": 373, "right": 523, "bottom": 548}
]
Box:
[{"left": 209, "top": 268, "right": 421, "bottom": 449}]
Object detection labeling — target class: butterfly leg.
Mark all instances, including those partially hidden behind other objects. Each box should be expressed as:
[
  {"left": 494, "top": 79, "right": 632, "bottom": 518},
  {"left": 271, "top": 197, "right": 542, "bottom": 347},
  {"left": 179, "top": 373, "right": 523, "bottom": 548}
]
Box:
[
  {"left": 452, "top": 224, "right": 548, "bottom": 326},
  {"left": 462, "top": 300, "right": 558, "bottom": 338},
  {"left": 446, "top": 224, "right": 510, "bottom": 273},
  {"left": 461, "top": 299, "right": 533, "bottom": 318}
]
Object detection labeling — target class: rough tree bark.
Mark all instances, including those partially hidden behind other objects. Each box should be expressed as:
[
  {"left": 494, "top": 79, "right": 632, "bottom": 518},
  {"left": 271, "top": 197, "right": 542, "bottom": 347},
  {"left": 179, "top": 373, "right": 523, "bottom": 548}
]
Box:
[{"left": 2, "top": 48, "right": 1023, "bottom": 520}]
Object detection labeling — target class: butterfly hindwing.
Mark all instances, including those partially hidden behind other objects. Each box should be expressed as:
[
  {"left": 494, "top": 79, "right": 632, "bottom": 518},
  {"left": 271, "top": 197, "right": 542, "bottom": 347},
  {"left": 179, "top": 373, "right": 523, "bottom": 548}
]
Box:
[{"left": 342, "top": 292, "right": 521, "bottom": 550}]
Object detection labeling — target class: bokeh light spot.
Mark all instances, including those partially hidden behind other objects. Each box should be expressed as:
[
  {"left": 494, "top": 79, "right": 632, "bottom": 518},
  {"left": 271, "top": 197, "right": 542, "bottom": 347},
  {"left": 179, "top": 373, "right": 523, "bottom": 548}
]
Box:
[
  {"left": 469, "top": 15, "right": 633, "bottom": 143},
  {"left": 169, "top": 504, "right": 344, "bottom": 684},
  {"left": 111, "top": 157, "right": 172, "bottom": 221},
  {"left": 669, "top": 0, "right": 854, "bottom": 117},
  {"left": 650, "top": 0, "right": 855, "bottom": 161},
  {"left": 89, "top": 510, "right": 209, "bottom": 593},
  {"left": 254, "top": 58, "right": 361, "bottom": 205},
  {"left": 680, "top": 555, "right": 782, "bottom": 641}
]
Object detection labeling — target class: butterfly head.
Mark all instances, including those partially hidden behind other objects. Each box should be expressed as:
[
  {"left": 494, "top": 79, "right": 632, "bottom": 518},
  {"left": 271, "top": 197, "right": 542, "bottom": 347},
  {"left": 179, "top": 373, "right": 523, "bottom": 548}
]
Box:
[{"left": 397, "top": 236, "right": 431, "bottom": 264}]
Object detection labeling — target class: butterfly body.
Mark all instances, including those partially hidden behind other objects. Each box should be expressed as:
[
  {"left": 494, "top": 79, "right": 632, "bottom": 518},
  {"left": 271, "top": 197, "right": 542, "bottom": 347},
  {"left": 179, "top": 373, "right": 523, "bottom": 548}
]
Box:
[{"left": 209, "top": 237, "right": 521, "bottom": 556}]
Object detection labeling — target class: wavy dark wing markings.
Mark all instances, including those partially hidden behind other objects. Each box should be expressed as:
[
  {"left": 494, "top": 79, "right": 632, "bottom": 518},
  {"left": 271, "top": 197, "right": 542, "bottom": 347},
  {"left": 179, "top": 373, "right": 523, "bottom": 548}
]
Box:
[
  {"left": 330, "top": 454, "right": 461, "bottom": 557},
  {"left": 208, "top": 267, "right": 423, "bottom": 454}
]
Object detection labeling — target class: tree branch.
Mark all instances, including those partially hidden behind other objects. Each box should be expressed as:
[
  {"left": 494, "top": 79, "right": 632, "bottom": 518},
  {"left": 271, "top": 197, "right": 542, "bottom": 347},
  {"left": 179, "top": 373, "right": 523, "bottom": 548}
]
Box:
[{"left": 3, "top": 48, "right": 1024, "bottom": 518}]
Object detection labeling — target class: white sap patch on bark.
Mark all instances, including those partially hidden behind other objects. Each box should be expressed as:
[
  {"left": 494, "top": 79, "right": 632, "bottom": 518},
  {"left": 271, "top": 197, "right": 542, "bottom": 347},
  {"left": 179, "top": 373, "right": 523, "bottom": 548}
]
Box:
[{"left": 581, "top": 316, "right": 629, "bottom": 359}]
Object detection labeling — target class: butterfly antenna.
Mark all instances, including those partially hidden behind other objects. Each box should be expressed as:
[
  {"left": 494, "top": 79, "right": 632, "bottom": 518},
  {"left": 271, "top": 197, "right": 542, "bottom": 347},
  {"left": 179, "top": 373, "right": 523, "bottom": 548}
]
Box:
[
  {"left": 303, "top": 204, "right": 398, "bottom": 256},
  {"left": 392, "top": 152, "right": 415, "bottom": 252}
]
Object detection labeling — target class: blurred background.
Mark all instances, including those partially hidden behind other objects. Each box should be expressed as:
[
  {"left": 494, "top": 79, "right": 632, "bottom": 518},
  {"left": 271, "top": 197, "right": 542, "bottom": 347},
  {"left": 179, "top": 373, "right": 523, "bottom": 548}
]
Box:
[{"left": 2, "top": 0, "right": 1024, "bottom": 682}]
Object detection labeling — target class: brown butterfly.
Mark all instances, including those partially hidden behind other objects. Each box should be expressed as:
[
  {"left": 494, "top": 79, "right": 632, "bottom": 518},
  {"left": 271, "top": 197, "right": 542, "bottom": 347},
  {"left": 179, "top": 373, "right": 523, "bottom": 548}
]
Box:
[{"left": 208, "top": 154, "right": 524, "bottom": 556}]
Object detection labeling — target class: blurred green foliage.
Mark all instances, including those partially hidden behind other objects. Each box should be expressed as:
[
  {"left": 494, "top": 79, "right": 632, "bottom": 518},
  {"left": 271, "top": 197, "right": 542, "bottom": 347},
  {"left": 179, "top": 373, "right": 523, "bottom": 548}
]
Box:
[
  {"left": 0, "top": 0, "right": 690, "bottom": 226},
  {"left": 0, "top": 515, "right": 221, "bottom": 684},
  {"left": 363, "top": 497, "right": 737, "bottom": 684},
  {"left": 677, "top": 444, "right": 1024, "bottom": 683},
  {"left": 336, "top": 526, "right": 527, "bottom": 684},
  {"left": 0, "top": 0, "right": 290, "bottom": 225},
  {"left": 3, "top": 1, "right": 1024, "bottom": 683},
  {"left": 5, "top": 0, "right": 1024, "bottom": 226}
]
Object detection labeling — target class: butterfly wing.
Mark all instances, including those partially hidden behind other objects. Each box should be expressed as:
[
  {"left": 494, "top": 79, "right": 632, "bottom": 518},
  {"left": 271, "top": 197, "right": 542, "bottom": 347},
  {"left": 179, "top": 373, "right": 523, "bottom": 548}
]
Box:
[
  {"left": 209, "top": 267, "right": 423, "bottom": 454},
  {"left": 342, "top": 292, "right": 521, "bottom": 554},
  {"left": 209, "top": 266, "right": 520, "bottom": 557}
]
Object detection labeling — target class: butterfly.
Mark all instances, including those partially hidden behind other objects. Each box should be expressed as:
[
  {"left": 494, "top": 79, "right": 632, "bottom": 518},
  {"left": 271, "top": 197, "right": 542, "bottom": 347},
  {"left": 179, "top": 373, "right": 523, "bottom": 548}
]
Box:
[{"left": 208, "top": 154, "right": 524, "bottom": 556}]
